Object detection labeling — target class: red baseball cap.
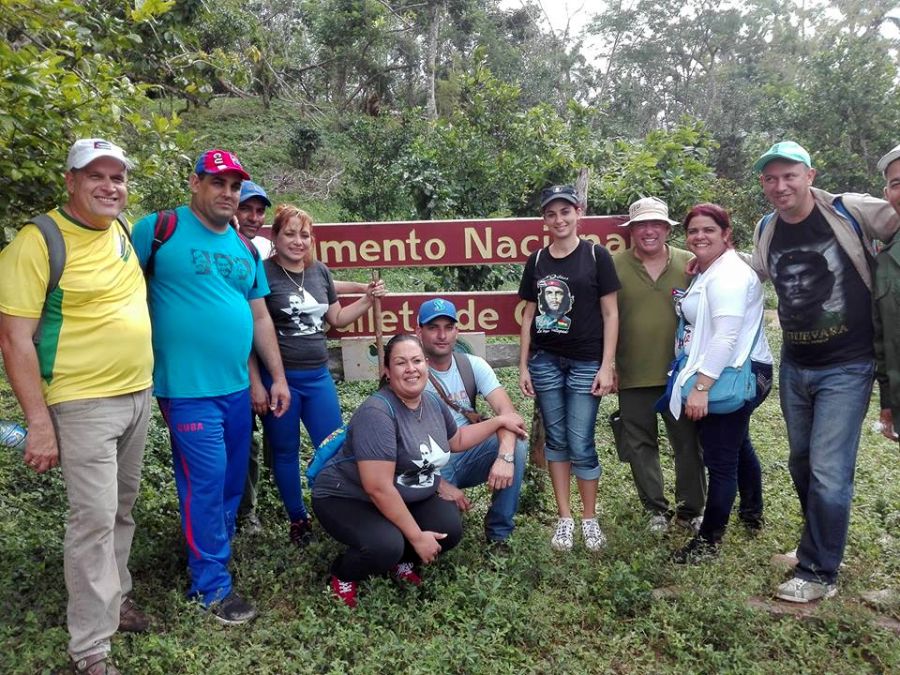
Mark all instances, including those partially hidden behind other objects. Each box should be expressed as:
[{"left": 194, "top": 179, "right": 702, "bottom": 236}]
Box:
[{"left": 194, "top": 149, "right": 251, "bottom": 180}]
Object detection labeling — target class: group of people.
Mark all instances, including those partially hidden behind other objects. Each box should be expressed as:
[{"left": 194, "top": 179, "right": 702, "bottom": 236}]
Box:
[{"left": 0, "top": 137, "right": 898, "bottom": 674}]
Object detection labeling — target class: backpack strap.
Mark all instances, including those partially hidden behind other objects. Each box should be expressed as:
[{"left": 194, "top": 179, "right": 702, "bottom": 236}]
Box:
[
  {"left": 756, "top": 211, "right": 776, "bottom": 239},
  {"left": 452, "top": 352, "right": 478, "bottom": 411},
  {"left": 145, "top": 210, "right": 178, "bottom": 279},
  {"left": 831, "top": 196, "right": 862, "bottom": 239},
  {"left": 29, "top": 214, "right": 66, "bottom": 345},
  {"left": 30, "top": 214, "right": 66, "bottom": 298}
]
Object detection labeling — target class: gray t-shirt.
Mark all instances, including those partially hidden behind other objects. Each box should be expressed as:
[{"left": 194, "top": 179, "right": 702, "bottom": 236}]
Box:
[
  {"left": 263, "top": 258, "right": 338, "bottom": 369},
  {"left": 312, "top": 389, "right": 458, "bottom": 503}
]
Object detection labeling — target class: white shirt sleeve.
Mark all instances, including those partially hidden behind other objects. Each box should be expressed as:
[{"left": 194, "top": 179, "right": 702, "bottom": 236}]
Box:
[{"left": 697, "top": 314, "right": 743, "bottom": 378}]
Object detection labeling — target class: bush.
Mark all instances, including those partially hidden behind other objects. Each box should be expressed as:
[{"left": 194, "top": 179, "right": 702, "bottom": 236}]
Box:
[{"left": 288, "top": 123, "right": 322, "bottom": 170}]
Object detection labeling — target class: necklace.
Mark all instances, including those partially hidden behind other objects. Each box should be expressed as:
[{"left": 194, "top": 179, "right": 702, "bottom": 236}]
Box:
[
  {"left": 279, "top": 263, "right": 305, "bottom": 301},
  {"left": 400, "top": 397, "right": 425, "bottom": 421}
]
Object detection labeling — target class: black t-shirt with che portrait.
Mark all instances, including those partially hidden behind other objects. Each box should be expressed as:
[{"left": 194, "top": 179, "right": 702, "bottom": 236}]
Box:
[
  {"left": 518, "top": 239, "right": 621, "bottom": 361},
  {"left": 768, "top": 205, "right": 873, "bottom": 367}
]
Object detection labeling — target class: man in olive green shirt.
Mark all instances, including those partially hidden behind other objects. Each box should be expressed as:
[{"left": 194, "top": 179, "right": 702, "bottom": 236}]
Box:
[{"left": 613, "top": 197, "right": 705, "bottom": 533}]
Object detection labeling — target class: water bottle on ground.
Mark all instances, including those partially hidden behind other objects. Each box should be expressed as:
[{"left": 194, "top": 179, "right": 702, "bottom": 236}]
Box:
[{"left": 0, "top": 421, "right": 27, "bottom": 452}]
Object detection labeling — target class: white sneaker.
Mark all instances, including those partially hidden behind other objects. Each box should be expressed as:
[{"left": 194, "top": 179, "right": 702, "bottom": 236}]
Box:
[
  {"left": 551, "top": 517, "right": 575, "bottom": 551},
  {"left": 581, "top": 518, "right": 607, "bottom": 552},
  {"left": 775, "top": 576, "right": 837, "bottom": 603},
  {"left": 649, "top": 513, "right": 669, "bottom": 534}
]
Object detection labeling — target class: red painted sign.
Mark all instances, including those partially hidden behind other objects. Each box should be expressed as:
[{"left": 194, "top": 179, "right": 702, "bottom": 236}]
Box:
[
  {"left": 257, "top": 214, "right": 631, "bottom": 337},
  {"left": 328, "top": 292, "right": 527, "bottom": 338},
  {"left": 261, "top": 215, "right": 628, "bottom": 269}
]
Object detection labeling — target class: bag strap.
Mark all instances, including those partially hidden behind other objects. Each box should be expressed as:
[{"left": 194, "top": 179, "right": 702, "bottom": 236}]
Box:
[
  {"left": 30, "top": 214, "right": 66, "bottom": 298},
  {"left": 145, "top": 210, "right": 178, "bottom": 279},
  {"left": 452, "top": 352, "right": 477, "bottom": 410}
]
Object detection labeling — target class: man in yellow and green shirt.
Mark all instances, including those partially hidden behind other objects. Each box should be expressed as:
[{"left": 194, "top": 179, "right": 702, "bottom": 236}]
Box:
[{"left": 0, "top": 139, "right": 153, "bottom": 675}]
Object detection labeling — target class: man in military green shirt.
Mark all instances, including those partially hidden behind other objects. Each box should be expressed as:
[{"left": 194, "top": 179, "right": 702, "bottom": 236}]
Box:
[{"left": 613, "top": 197, "right": 706, "bottom": 533}]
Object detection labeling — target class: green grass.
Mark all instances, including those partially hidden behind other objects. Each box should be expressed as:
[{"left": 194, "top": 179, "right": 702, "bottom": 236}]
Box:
[{"left": 1, "top": 325, "right": 899, "bottom": 673}]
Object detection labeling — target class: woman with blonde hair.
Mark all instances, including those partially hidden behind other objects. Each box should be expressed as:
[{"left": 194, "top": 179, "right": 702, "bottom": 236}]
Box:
[{"left": 251, "top": 204, "right": 385, "bottom": 546}]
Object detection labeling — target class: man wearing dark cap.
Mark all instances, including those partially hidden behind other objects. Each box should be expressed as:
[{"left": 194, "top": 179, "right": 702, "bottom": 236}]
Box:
[
  {"left": 132, "top": 150, "right": 290, "bottom": 625},
  {"left": 750, "top": 141, "right": 899, "bottom": 603},
  {"left": 0, "top": 139, "right": 152, "bottom": 674},
  {"left": 416, "top": 298, "right": 527, "bottom": 547}
]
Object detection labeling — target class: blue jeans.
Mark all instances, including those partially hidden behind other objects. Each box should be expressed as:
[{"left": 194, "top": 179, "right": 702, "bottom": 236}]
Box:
[
  {"left": 158, "top": 389, "right": 252, "bottom": 605},
  {"left": 528, "top": 350, "right": 602, "bottom": 480},
  {"left": 697, "top": 362, "right": 772, "bottom": 542},
  {"left": 440, "top": 434, "right": 528, "bottom": 542},
  {"left": 260, "top": 366, "right": 343, "bottom": 523},
  {"left": 779, "top": 357, "right": 874, "bottom": 584}
]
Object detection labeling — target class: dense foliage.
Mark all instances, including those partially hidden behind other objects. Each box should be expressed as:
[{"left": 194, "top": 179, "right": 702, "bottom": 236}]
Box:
[{"left": 1, "top": 0, "right": 898, "bottom": 257}]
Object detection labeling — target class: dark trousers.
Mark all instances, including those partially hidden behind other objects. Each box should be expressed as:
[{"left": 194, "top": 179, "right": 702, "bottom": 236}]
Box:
[
  {"left": 697, "top": 362, "right": 772, "bottom": 542},
  {"left": 312, "top": 492, "right": 462, "bottom": 581},
  {"left": 620, "top": 386, "right": 706, "bottom": 519}
]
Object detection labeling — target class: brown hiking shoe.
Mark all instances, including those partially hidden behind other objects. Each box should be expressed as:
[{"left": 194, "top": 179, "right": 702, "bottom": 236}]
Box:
[
  {"left": 71, "top": 652, "right": 120, "bottom": 675},
  {"left": 118, "top": 596, "right": 150, "bottom": 633}
]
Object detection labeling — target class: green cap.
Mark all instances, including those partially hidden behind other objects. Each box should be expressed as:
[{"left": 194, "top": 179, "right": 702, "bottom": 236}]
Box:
[{"left": 753, "top": 141, "right": 812, "bottom": 173}]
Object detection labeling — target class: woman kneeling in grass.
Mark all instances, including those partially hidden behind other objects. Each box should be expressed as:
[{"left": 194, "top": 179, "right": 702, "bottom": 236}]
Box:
[{"left": 311, "top": 335, "right": 526, "bottom": 607}]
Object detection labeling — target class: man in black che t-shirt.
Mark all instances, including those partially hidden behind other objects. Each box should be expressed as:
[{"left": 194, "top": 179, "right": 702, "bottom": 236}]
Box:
[{"left": 750, "top": 141, "right": 899, "bottom": 603}]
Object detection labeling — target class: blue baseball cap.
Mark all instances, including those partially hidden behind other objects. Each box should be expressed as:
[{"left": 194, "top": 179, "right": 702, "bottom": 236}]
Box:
[
  {"left": 418, "top": 298, "right": 458, "bottom": 325},
  {"left": 239, "top": 180, "right": 272, "bottom": 207}
]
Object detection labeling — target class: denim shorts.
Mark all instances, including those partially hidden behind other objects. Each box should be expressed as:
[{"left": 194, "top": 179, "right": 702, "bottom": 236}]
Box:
[{"left": 528, "top": 349, "right": 602, "bottom": 480}]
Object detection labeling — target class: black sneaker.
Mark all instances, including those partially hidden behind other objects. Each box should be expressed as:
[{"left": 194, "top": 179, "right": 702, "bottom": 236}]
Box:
[
  {"left": 289, "top": 517, "right": 315, "bottom": 547},
  {"left": 739, "top": 514, "right": 765, "bottom": 533},
  {"left": 671, "top": 536, "right": 719, "bottom": 565},
  {"left": 208, "top": 594, "right": 257, "bottom": 625}
]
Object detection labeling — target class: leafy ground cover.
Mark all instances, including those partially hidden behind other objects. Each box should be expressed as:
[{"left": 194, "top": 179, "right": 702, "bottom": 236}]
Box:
[{"left": 1, "top": 324, "right": 898, "bottom": 673}]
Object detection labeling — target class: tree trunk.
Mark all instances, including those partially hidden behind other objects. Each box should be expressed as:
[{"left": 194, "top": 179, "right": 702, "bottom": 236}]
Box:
[{"left": 425, "top": 2, "right": 442, "bottom": 119}]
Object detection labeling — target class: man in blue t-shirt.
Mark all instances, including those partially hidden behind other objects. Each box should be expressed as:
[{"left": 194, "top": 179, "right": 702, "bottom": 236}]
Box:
[
  {"left": 416, "top": 298, "right": 527, "bottom": 547},
  {"left": 132, "top": 149, "right": 290, "bottom": 625}
]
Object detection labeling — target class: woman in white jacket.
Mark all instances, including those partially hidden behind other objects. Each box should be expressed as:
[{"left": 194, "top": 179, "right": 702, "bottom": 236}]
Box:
[{"left": 668, "top": 203, "right": 774, "bottom": 563}]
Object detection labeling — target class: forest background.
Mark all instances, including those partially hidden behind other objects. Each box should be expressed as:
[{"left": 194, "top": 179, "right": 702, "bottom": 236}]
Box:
[{"left": 1, "top": 1, "right": 900, "bottom": 673}]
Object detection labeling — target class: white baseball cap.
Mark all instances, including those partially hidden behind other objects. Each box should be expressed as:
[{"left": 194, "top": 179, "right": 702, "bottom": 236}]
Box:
[
  {"left": 621, "top": 197, "right": 678, "bottom": 227},
  {"left": 877, "top": 143, "right": 900, "bottom": 176},
  {"left": 66, "top": 138, "right": 134, "bottom": 171}
]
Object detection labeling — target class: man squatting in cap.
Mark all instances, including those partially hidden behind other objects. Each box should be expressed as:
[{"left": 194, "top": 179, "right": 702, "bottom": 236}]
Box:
[{"left": 416, "top": 298, "right": 527, "bottom": 548}]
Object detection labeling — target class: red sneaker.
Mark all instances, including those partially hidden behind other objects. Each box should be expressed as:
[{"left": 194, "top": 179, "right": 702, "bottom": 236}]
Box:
[
  {"left": 390, "top": 562, "right": 423, "bottom": 586},
  {"left": 329, "top": 575, "right": 358, "bottom": 608}
]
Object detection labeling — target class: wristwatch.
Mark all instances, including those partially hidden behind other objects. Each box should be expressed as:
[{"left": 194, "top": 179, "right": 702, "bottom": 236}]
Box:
[
  {"left": 499, "top": 453, "right": 515, "bottom": 464},
  {"left": 694, "top": 383, "right": 709, "bottom": 392}
]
